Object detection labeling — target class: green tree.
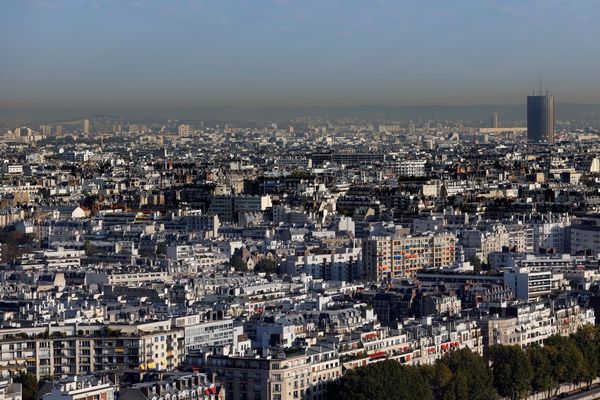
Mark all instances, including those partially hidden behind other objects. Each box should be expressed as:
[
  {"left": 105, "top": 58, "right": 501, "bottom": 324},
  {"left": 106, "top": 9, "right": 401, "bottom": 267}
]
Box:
[
  {"left": 254, "top": 258, "right": 279, "bottom": 274},
  {"left": 156, "top": 242, "right": 167, "bottom": 255},
  {"left": 436, "top": 348, "right": 497, "bottom": 400},
  {"left": 527, "top": 345, "right": 555, "bottom": 398},
  {"left": 230, "top": 256, "right": 247, "bottom": 271},
  {"left": 571, "top": 325, "right": 600, "bottom": 388},
  {"left": 469, "top": 256, "right": 482, "bottom": 273},
  {"left": 489, "top": 345, "right": 533, "bottom": 400},
  {"left": 13, "top": 372, "right": 37, "bottom": 400},
  {"left": 544, "top": 335, "right": 588, "bottom": 395},
  {"left": 0, "top": 230, "right": 36, "bottom": 262},
  {"left": 421, "top": 363, "right": 454, "bottom": 400},
  {"left": 326, "top": 360, "right": 433, "bottom": 400},
  {"left": 84, "top": 240, "right": 99, "bottom": 256}
]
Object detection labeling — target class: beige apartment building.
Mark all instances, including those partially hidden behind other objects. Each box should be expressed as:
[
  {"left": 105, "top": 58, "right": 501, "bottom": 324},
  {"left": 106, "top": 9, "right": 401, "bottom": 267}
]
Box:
[
  {"left": 481, "top": 299, "right": 594, "bottom": 349},
  {"left": 203, "top": 345, "right": 341, "bottom": 400},
  {"left": 0, "top": 322, "right": 184, "bottom": 380},
  {"left": 363, "top": 232, "right": 455, "bottom": 280}
]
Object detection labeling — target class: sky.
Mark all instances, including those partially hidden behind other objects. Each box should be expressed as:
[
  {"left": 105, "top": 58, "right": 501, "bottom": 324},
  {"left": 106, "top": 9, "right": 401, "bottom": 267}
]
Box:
[{"left": 1, "top": 0, "right": 600, "bottom": 108}]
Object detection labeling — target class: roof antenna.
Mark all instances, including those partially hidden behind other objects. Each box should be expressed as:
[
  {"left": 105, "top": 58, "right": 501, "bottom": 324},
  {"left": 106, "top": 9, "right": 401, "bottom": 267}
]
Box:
[{"left": 539, "top": 73, "right": 542, "bottom": 97}]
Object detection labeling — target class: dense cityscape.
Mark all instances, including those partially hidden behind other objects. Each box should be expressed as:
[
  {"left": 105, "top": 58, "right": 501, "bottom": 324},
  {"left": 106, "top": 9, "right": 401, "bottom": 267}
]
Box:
[
  {"left": 0, "top": 92, "right": 599, "bottom": 400},
  {"left": 4, "top": 1, "right": 600, "bottom": 400}
]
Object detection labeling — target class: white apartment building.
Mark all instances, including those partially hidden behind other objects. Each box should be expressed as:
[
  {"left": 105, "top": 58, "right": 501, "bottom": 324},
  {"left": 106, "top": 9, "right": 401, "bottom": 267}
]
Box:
[
  {"left": 86, "top": 271, "right": 171, "bottom": 286},
  {"left": 461, "top": 226, "right": 509, "bottom": 263},
  {"left": 340, "top": 320, "right": 483, "bottom": 371},
  {"left": 388, "top": 160, "right": 427, "bottom": 177},
  {"left": 530, "top": 215, "right": 570, "bottom": 253},
  {"left": 2, "top": 165, "right": 23, "bottom": 175},
  {"left": 166, "top": 245, "right": 195, "bottom": 263},
  {"left": 208, "top": 195, "right": 272, "bottom": 222},
  {"left": 504, "top": 267, "right": 557, "bottom": 301},
  {"left": 173, "top": 315, "right": 236, "bottom": 351},
  {"left": 280, "top": 248, "right": 362, "bottom": 282},
  {"left": 482, "top": 299, "right": 594, "bottom": 348}
]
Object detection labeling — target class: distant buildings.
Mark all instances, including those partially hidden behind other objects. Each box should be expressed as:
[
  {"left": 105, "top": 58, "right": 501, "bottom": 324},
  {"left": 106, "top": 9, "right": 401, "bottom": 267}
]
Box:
[{"left": 1, "top": 111, "right": 600, "bottom": 399}]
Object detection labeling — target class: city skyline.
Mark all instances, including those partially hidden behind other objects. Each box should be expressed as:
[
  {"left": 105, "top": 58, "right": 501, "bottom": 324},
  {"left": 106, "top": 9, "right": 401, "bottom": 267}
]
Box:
[
  {"left": 2, "top": 0, "right": 600, "bottom": 108},
  {"left": 4, "top": 1, "right": 600, "bottom": 399}
]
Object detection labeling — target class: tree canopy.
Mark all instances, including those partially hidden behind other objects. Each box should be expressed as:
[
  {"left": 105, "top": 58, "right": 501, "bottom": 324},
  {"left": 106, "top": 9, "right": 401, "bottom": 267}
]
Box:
[
  {"left": 326, "top": 327, "right": 600, "bottom": 400},
  {"left": 254, "top": 257, "right": 279, "bottom": 274},
  {"left": 13, "top": 372, "right": 38, "bottom": 400},
  {"left": 489, "top": 345, "right": 533, "bottom": 400},
  {"left": 326, "top": 360, "right": 434, "bottom": 400}
]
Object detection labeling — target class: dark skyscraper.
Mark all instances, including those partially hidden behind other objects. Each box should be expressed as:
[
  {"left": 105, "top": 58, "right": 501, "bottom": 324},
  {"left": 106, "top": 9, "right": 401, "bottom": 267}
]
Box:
[{"left": 527, "top": 93, "right": 555, "bottom": 144}]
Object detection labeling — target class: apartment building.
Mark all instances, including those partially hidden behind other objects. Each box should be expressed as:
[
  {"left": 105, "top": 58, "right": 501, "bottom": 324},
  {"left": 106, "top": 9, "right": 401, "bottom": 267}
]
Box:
[
  {"left": 388, "top": 160, "right": 427, "bottom": 178},
  {"left": 208, "top": 195, "right": 272, "bottom": 222},
  {"left": 184, "top": 214, "right": 220, "bottom": 238},
  {"left": 339, "top": 320, "right": 483, "bottom": 371},
  {"left": 529, "top": 213, "right": 570, "bottom": 253},
  {"left": 86, "top": 270, "right": 171, "bottom": 286},
  {"left": 504, "top": 266, "right": 563, "bottom": 301},
  {"left": 280, "top": 248, "right": 362, "bottom": 282},
  {"left": 571, "top": 217, "right": 600, "bottom": 255},
  {"left": 203, "top": 345, "right": 340, "bottom": 400},
  {"left": 461, "top": 226, "right": 509, "bottom": 263},
  {"left": 481, "top": 299, "right": 594, "bottom": 349},
  {"left": 173, "top": 316, "right": 236, "bottom": 351},
  {"left": 490, "top": 252, "right": 573, "bottom": 271},
  {"left": 0, "top": 323, "right": 184, "bottom": 380},
  {"left": 363, "top": 232, "right": 455, "bottom": 280},
  {"left": 43, "top": 376, "right": 114, "bottom": 400},
  {"left": 119, "top": 373, "right": 224, "bottom": 400}
]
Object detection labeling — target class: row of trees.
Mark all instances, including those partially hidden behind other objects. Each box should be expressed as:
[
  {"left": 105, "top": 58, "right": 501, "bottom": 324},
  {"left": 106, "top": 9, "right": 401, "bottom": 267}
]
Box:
[
  {"left": 489, "top": 325, "right": 600, "bottom": 400},
  {"left": 326, "top": 325, "right": 600, "bottom": 400},
  {"left": 326, "top": 348, "right": 495, "bottom": 400}
]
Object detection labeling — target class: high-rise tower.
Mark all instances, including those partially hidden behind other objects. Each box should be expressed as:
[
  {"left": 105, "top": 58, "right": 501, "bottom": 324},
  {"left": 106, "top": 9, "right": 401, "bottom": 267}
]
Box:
[
  {"left": 527, "top": 93, "right": 555, "bottom": 144},
  {"left": 82, "top": 118, "right": 90, "bottom": 135},
  {"left": 491, "top": 112, "right": 499, "bottom": 128}
]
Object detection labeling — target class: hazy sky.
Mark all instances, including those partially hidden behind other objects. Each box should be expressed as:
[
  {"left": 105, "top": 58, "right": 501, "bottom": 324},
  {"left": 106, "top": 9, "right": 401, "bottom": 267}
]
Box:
[{"left": 2, "top": 0, "right": 599, "bottom": 108}]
